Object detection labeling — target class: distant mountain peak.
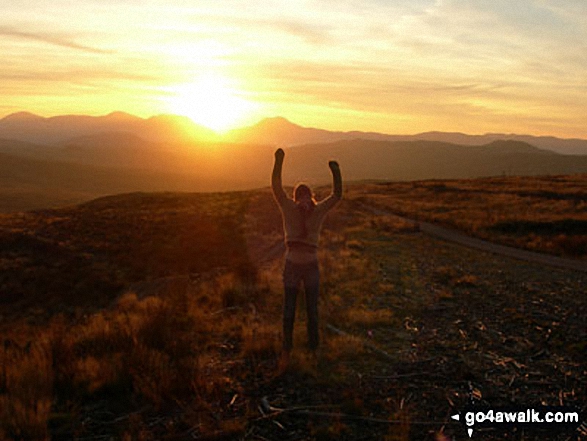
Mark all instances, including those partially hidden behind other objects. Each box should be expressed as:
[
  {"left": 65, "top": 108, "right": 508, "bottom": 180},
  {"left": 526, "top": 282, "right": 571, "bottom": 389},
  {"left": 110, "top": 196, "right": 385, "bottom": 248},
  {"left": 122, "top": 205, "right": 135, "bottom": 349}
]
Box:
[
  {"left": 104, "top": 111, "right": 138, "bottom": 120},
  {"left": 1, "top": 111, "right": 45, "bottom": 122},
  {"left": 256, "top": 116, "right": 302, "bottom": 129},
  {"left": 418, "top": 130, "right": 466, "bottom": 137},
  {"left": 263, "top": 116, "right": 295, "bottom": 123}
]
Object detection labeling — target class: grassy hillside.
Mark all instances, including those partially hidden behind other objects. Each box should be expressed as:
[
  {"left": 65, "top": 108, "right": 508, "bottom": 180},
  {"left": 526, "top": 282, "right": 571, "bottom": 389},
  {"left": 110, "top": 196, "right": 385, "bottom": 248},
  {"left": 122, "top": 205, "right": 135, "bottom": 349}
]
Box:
[
  {"left": 0, "top": 182, "right": 585, "bottom": 440},
  {"left": 0, "top": 191, "right": 257, "bottom": 320},
  {"left": 351, "top": 174, "right": 587, "bottom": 258}
]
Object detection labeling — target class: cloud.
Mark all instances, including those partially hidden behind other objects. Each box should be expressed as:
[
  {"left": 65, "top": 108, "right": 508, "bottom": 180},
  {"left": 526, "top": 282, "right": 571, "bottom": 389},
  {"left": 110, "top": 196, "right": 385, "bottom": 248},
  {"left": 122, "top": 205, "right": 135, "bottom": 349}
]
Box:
[
  {"left": 257, "top": 60, "right": 519, "bottom": 113},
  {"left": 0, "top": 51, "right": 171, "bottom": 100},
  {"left": 270, "top": 20, "right": 333, "bottom": 45},
  {"left": 185, "top": 12, "right": 335, "bottom": 47},
  {"left": 0, "top": 69, "right": 161, "bottom": 86},
  {"left": 416, "top": 0, "right": 582, "bottom": 49},
  {"left": 0, "top": 26, "right": 113, "bottom": 54}
]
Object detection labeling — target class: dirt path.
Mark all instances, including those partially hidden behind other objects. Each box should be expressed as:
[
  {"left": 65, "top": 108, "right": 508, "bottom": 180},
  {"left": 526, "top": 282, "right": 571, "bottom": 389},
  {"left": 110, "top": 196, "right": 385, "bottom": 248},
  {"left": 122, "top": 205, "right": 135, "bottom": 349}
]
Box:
[{"left": 362, "top": 203, "right": 587, "bottom": 273}]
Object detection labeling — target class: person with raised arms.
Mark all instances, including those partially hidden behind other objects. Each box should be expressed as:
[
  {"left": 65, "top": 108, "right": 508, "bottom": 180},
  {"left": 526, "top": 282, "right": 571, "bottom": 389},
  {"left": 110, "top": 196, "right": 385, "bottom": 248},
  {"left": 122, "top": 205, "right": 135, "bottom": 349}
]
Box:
[{"left": 271, "top": 147, "right": 342, "bottom": 368}]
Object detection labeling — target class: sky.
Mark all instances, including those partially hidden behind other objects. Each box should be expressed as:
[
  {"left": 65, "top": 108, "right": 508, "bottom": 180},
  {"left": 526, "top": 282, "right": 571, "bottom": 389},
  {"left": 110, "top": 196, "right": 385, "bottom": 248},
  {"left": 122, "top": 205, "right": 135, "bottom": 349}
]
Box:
[{"left": 1, "top": 0, "right": 586, "bottom": 137}]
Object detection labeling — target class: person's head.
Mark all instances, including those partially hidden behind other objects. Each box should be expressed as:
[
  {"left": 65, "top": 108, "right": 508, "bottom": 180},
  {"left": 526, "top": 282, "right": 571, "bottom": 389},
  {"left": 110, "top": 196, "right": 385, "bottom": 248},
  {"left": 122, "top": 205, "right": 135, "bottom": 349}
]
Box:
[{"left": 293, "top": 183, "right": 316, "bottom": 212}]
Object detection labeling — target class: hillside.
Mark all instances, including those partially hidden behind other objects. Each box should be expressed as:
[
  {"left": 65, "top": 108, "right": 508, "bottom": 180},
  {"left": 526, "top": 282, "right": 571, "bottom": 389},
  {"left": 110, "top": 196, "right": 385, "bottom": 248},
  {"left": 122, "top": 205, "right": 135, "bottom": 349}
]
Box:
[
  {"left": 0, "top": 150, "right": 203, "bottom": 212},
  {"left": 3, "top": 175, "right": 585, "bottom": 317},
  {"left": 348, "top": 174, "right": 587, "bottom": 259},
  {"left": 0, "top": 191, "right": 258, "bottom": 319},
  {"left": 226, "top": 117, "right": 587, "bottom": 155},
  {"left": 0, "top": 182, "right": 585, "bottom": 440},
  {"left": 3, "top": 112, "right": 587, "bottom": 155},
  {"left": 281, "top": 139, "right": 574, "bottom": 183},
  {"left": 2, "top": 112, "right": 587, "bottom": 215},
  {"left": 0, "top": 143, "right": 276, "bottom": 212},
  {"left": 0, "top": 112, "right": 218, "bottom": 146},
  {"left": 415, "top": 131, "right": 587, "bottom": 155},
  {"left": 4, "top": 132, "right": 587, "bottom": 213}
]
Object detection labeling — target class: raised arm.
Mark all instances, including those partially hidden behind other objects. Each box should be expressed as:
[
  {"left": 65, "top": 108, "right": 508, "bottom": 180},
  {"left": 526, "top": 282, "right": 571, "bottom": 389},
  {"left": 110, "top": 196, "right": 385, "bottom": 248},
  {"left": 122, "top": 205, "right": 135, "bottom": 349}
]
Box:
[
  {"left": 271, "top": 148, "right": 287, "bottom": 205},
  {"left": 329, "top": 161, "right": 342, "bottom": 199},
  {"left": 318, "top": 160, "right": 342, "bottom": 211}
]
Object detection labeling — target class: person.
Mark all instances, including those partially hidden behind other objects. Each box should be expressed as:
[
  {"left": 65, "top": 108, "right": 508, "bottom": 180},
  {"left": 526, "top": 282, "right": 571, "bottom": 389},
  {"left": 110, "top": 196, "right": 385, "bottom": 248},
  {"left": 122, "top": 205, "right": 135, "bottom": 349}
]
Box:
[{"left": 271, "top": 147, "right": 342, "bottom": 362}]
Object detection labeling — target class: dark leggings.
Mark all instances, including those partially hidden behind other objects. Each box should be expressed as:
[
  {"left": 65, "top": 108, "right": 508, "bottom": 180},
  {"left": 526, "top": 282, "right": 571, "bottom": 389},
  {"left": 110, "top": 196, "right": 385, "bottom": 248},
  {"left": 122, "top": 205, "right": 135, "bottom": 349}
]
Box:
[{"left": 282, "top": 259, "right": 320, "bottom": 351}]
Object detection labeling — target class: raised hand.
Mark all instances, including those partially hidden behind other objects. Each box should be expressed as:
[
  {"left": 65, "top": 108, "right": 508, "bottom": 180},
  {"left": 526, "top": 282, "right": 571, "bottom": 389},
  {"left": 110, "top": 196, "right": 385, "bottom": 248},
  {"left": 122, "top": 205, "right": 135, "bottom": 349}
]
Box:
[
  {"left": 328, "top": 160, "right": 342, "bottom": 199},
  {"left": 328, "top": 160, "right": 340, "bottom": 172}
]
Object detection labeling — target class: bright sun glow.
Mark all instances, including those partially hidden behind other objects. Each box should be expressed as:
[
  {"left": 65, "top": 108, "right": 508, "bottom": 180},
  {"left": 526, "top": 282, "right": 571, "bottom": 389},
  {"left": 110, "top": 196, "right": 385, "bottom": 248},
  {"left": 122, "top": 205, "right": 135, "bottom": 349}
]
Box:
[{"left": 164, "top": 74, "right": 260, "bottom": 133}]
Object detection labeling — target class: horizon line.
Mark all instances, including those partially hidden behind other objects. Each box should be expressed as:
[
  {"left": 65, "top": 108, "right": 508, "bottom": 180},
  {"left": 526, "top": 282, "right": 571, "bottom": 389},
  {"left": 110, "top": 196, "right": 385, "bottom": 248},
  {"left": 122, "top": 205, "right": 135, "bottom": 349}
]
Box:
[{"left": 1, "top": 109, "right": 587, "bottom": 142}]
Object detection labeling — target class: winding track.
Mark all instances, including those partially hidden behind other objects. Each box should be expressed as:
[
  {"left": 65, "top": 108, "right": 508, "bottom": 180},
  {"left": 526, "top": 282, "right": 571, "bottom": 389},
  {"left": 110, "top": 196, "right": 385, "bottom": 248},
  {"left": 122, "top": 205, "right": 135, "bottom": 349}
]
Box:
[{"left": 363, "top": 203, "right": 587, "bottom": 273}]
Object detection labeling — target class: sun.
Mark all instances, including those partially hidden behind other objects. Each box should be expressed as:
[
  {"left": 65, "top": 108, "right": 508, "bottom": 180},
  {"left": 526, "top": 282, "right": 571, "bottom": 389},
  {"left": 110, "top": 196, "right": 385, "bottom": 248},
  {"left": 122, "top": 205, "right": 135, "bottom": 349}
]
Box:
[{"left": 164, "top": 74, "right": 259, "bottom": 133}]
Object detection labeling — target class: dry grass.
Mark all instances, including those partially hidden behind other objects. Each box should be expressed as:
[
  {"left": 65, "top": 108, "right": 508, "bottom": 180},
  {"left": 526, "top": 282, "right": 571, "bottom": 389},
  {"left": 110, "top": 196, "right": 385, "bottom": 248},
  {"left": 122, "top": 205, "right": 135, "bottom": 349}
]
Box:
[
  {"left": 323, "top": 334, "right": 366, "bottom": 361},
  {"left": 349, "top": 174, "right": 587, "bottom": 258},
  {"left": 368, "top": 215, "right": 420, "bottom": 234},
  {"left": 344, "top": 307, "right": 395, "bottom": 328},
  {"left": 432, "top": 266, "right": 478, "bottom": 288},
  {"left": 0, "top": 338, "right": 53, "bottom": 440},
  {"left": 241, "top": 321, "right": 280, "bottom": 359},
  {"left": 0, "top": 191, "right": 255, "bottom": 321},
  {"left": 0, "top": 267, "right": 275, "bottom": 440}
]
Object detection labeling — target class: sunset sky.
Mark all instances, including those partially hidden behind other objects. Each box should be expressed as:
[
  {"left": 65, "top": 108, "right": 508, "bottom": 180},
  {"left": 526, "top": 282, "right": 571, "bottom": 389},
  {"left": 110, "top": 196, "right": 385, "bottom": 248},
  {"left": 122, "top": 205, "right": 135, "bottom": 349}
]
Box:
[{"left": 1, "top": 0, "right": 586, "bottom": 137}]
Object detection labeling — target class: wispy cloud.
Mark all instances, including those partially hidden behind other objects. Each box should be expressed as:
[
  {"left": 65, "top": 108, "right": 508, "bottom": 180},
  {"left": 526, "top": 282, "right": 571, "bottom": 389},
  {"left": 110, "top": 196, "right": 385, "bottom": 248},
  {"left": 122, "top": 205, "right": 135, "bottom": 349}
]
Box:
[
  {"left": 0, "top": 68, "right": 161, "bottom": 87},
  {"left": 190, "top": 14, "right": 335, "bottom": 46},
  {"left": 0, "top": 26, "right": 113, "bottom": 54}
]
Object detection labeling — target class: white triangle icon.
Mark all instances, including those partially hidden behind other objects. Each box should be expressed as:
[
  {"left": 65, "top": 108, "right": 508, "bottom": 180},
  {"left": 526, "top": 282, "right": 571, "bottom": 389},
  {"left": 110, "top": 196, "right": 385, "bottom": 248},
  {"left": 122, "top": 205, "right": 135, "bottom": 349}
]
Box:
[
  {"left": 468, "top": 428, "right": 474, "bottom": 437},
  {"left": 451, "top": 414, "right": 460, "bottom": 421}
]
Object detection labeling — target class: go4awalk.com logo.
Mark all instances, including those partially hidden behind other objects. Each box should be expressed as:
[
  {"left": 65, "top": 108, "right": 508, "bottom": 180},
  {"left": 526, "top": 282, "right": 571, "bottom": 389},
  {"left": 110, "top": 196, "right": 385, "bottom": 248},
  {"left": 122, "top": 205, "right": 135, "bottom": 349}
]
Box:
[{"left": 451, "top": 405, "right": 583, "bottom": 438}]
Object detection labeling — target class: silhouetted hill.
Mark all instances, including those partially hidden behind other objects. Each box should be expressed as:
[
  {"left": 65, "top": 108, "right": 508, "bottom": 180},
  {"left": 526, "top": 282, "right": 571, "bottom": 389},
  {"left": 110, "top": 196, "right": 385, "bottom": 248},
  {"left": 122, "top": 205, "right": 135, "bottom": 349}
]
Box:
[
  {"left": 0, "top": 137, "right": 51, "bottom": 158},
  {"left": 227, "top": 117, "right": 587, "bottom": 155},
  {"left": 0, "top": 148, "right": 255, "bottom": 212},
  {"left": 224, "top": 116, "right": 338, "bottom": 146},
  {"left": 225, "top": 116, "right": 404, "bottom": 146},
  {"left": 3, "top": 111, "right": 587, "bottom": 212},
  {"left": 0, "top": 112, "right": 218, "bottom": 146},
  {"left": 279, "top": 139, "right": 586, "bottom": 183},
  {"left": 1, "top": 111, "right": 45, "bottom": 123},
  {"left": 59, "top": 132, "right": 176, "bottom": 169},
  {"left": 416, "top": 131, "right": 587, "bottom": 155},
  {"left": 3, "top": 133, "right": 587, "bottom": 212},
  {"left": 0, "top": 191, "right": 256, "bottom": 315},
  {"left": 4, "top": 111, "right": 587, "bottom": 154}
]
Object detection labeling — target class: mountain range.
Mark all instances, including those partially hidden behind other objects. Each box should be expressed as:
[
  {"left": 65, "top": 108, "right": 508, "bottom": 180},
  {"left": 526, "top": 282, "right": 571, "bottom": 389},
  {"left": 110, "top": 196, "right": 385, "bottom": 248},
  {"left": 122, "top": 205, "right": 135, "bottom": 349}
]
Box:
[
  {"left": 2, "top": 111, "right": 587, "bottom": 154},
  {"left": 1, "top": 111, "right": 587, "bottom": 212},
  {"left": 0, "top": 111, "right": 218, "bottom": 146},
  {"left": 225, "top": 116, "right": 587, "bottom": 155}
]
